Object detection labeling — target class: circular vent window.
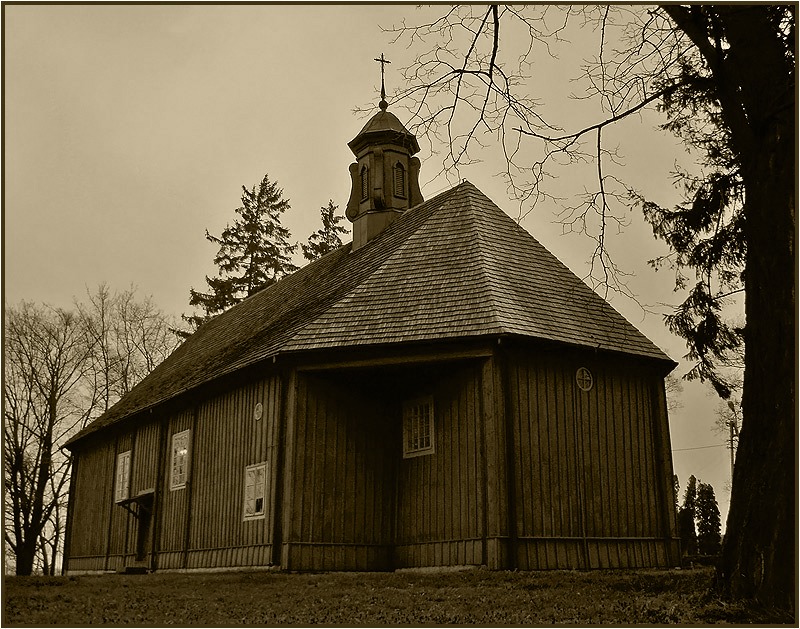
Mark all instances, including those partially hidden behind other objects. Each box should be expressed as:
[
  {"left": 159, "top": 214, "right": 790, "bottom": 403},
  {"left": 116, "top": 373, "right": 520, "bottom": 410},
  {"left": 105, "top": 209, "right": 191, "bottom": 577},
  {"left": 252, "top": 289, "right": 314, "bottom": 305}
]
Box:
[
  {"left": 576, "top": 367, "right": 594, "bottom": 392},
  {"left": 254, "top": 402, "right": 263, "bottom": 421}
]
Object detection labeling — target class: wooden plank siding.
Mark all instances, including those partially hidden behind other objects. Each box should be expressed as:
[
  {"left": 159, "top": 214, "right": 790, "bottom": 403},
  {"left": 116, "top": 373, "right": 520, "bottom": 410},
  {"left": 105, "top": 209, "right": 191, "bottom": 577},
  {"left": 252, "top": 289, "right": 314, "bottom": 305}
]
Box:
[
  {"left": 65, "top": 438, "right": 115, "bottom": 572},
  {"left": 65, "top": 341, "right": 678, "bottom": 574},
  {"left": 282, "top": 371, "right": 395, "bottom": 571},
  {"left": 505, "top": 347, "right": 679, "bottom": 569},
  {"left": 395, "top": 361, "right": 485, "bottom": 568},
  {"left": 179, "top": 374, "right": 281, "bottom": 569},
  {"left": 156, "top": 407, "right": 194, "bottom": 569},
  {"left": 105, "top": 432, "right": 133, "bottom": 572}
]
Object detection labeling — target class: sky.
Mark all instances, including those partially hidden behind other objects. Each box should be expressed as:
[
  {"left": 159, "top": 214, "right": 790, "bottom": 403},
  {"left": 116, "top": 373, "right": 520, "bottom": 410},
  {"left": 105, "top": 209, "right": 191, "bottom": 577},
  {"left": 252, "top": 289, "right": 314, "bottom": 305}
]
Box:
[{"left": 4, "top": 4, "right": 737, "bottom": 524}]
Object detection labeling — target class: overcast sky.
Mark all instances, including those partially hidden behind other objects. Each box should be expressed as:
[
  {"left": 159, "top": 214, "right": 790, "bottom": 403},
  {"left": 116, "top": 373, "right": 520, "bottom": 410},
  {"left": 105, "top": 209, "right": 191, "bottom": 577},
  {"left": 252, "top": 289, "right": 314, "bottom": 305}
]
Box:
[{"left": 5, "top": 4, "right": 736, "bottom": 522}]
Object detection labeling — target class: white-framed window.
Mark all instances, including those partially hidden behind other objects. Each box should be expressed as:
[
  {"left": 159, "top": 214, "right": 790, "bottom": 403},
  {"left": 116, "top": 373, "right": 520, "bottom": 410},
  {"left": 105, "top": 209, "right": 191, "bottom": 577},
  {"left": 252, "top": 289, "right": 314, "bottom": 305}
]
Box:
[
  {"left": 402, "top": 395, "right": 435, "bottom": 458},
  {"left": 243, "top": 462, "right": 268, "bottom": 521},
  {"left": 170, "top": 429, "right": 191, "bottom": 491},
  {"left": 115, "top": 450, "right": 131, "bottom": 503}
]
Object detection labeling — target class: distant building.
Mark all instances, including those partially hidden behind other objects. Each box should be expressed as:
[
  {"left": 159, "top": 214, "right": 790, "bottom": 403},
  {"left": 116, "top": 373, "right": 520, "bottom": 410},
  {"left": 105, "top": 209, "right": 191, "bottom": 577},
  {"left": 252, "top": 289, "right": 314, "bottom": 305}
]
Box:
[{"left": 64, "top": 99, "right": 680, "bottom": 574}]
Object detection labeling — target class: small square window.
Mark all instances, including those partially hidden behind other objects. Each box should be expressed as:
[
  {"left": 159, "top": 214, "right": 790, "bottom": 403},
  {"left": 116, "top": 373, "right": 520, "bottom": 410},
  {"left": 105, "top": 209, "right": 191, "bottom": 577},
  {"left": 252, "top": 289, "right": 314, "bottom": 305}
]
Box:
[
  {"left": 170, "top": 430, "right": 191, "bottom": 491},
  {"left": 402, "top": 396, "right": 435, "bottom": 458},
  {"left": 115, "top": 450, "right": 131, "bottom": 503},
  {"left": 244, "top": 462, "right": 268, "bottom": 520}
]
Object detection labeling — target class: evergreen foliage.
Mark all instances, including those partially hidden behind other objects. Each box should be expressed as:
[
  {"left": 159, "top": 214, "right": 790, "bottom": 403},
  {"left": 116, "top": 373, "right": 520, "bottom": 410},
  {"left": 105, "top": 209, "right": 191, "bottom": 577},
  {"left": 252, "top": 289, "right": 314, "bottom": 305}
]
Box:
[
  {"left": 679, "top": 475, "right": 699, "bottom": 556},
  {"left": 302, "top": 200, "right": 348, "bottom": 261},
  {"left": 696, "top": 482, "right": 722, "bottom": 556},
  {"left": 185, "top": 174, "right": 298, "bottom": 331},
  {"left": 682, "top": 474, "right": 698, "bottom": 515},
  {"left": 636, "top": 70, "right": 748, "bottom": 399},
  {"left": 678, "top": 508, "right": 698, "bottom": 557}
]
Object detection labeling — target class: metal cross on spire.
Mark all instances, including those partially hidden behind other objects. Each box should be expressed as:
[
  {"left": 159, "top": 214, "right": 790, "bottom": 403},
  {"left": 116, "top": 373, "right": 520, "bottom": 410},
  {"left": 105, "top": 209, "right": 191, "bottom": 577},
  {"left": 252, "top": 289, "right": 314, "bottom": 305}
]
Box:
[{"left": 374, "top": 53, "right": 391, "bottom": 110}]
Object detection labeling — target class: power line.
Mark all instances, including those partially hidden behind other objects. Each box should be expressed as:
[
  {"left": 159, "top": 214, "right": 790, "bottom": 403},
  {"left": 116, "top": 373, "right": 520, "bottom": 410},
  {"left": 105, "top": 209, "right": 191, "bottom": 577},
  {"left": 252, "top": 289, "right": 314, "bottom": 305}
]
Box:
[{"left": 672, "top": 443, "right": 727, "bottom": 452}]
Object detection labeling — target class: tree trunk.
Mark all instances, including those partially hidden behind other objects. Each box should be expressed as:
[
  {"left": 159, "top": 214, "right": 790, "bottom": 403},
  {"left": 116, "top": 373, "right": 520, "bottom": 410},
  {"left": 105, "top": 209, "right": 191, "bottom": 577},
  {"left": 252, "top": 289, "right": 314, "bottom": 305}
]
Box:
[
  {"left": 15, "top": 539, "right": 36, "bottom": 576},
  {"left": 718, "top": 67, "right": 795, "bottom": 611}
]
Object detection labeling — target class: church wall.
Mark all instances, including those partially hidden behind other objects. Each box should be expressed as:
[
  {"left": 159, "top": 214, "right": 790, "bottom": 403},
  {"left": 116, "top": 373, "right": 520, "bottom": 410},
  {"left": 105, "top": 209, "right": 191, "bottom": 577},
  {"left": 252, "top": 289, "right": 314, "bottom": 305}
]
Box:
[
  {"left": 154, "top": 407, "right": 194, "bottom": 569},
  {"left": 65, "top": 344, "right": 679, "bottom": 574},
  {"left": 105, "top": 431, "right": 134, "bottom": 572},
  {"left": 394, "top": 361, "right": 486, "bottom": 568},
  {"left": 281, "top": 371, "right": 396, "bottom": 571},
  {"left": 506, "top": 346, "right": 680, "bottom": 569},
  {"left": 157, "top": 374, "right": 282, "bottom": 570},
  {"left": 64, "top": 437, "right": 115, "bottom": 572}
]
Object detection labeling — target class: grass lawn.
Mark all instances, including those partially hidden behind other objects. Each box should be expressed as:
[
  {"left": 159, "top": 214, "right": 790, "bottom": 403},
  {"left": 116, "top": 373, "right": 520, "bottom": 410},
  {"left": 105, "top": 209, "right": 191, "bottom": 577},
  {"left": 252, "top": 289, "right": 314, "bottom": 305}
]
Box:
[{"left": 3, "top": 566, "right": 792, "bottom": 626}]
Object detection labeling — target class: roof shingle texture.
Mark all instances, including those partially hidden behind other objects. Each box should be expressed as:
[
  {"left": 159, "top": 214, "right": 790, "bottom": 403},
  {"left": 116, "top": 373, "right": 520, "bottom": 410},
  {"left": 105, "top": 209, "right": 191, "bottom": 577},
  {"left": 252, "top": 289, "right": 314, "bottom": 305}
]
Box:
[{"left": 69, "top": 182, "right": 671, "bottom": 444}]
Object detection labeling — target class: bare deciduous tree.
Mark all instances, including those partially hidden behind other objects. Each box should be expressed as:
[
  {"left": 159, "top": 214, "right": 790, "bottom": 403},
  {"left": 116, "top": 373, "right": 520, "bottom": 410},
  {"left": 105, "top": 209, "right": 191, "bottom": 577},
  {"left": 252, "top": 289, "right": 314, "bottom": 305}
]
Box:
[
  {"left": 388, "top": 4, "right": 794, "bottom": 609},
  {"left": 4, "top": 303, "right": 94, "bottom": 576},
  {"left": 4, "top": 287, "right": 178, "bottom": 575}
]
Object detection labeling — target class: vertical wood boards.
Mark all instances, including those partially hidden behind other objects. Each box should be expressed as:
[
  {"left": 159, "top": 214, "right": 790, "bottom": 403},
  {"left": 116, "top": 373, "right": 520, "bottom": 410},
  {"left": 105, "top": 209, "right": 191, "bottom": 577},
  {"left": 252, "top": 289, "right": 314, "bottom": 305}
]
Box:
[
  {"left": 649, "top": 377, "right": 681, "bottom": 565},
  {"left": 106, "top": 432, "right": 133, "bottom": 571},
  {"left": 506, "top": 347, "right": 677, "bottom": 569},
  {"left": 66, "top": 439, "right": 115, "bottom": 571},
  {"left": 157, "top": 407, "right": 194, "bottom": 569},
  {"left": 61, "top": 453, "right": 78, "bottom": 575},
  {"left": 283, "top": 371, "right": 395, "bottom": 571},
  {"left": 67, "top": 370, "right": 285, "bottom": 573},
  {"left": 395, "top": 361, "right": 485, "bottom": 568},
  {"left": 181, "top": 374, "right": 280, "bottom": 569},
  {"left": 66, "top": 341, "right": 677, "bottom": 574}
]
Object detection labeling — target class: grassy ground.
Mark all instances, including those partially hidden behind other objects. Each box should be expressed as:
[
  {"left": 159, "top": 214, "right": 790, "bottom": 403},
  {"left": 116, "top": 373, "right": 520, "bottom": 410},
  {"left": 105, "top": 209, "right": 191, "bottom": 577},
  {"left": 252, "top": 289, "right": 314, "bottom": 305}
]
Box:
[{"left": 3, "top": 566, "right": 792, "bottom": 626}]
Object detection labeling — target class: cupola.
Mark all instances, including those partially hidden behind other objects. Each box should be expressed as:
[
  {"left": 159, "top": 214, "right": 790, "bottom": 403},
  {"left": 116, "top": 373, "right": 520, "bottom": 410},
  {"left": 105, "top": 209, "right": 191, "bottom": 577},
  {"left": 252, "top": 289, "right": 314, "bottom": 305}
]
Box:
[{"left": 346, "top": 55, "right": 424, "bottom": 251}]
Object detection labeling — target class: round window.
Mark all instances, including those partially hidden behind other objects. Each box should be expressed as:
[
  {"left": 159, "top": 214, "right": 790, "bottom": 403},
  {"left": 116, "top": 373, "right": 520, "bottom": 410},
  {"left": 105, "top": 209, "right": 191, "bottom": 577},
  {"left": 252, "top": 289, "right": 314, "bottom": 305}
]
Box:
[
  {"left": 576, "top": 367, "right": 594, "bottom": 392},
  {"left": 254, "top": 402, "right": 263, "bottom": 421}
]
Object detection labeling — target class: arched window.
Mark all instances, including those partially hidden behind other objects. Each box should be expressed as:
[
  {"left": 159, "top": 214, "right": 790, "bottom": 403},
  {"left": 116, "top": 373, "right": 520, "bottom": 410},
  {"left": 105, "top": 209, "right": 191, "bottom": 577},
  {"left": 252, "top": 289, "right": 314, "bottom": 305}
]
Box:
[
  {"left": 360, "top": 166, "right": 369, "bottom": 201},
  {"left": 393, "top": 162, "right": 406, "bottom": 198}
]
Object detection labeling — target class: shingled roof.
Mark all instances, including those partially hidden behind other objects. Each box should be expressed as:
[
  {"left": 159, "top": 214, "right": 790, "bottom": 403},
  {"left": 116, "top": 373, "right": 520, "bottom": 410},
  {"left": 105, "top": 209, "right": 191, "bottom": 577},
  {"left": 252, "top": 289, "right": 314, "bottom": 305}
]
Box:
[{"left": 68, "top": 181, "right": 672, "bottom": 446}]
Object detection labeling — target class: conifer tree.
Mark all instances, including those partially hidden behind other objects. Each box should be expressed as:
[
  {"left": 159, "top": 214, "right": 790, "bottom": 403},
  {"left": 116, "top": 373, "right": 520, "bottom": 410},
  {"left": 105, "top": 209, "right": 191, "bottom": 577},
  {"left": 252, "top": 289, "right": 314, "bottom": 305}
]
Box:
[
  {"left": 696, "top": 482, "right": 722, "bottom": 556},
  {"left": 301, "top": 200, "right": 348, "bottom": 261},
  {"left": 679, "top": 475, "right": 699, "bottom": 555},
  {"left": 184, "top": 174, "right": 298, "bottom": 331}
]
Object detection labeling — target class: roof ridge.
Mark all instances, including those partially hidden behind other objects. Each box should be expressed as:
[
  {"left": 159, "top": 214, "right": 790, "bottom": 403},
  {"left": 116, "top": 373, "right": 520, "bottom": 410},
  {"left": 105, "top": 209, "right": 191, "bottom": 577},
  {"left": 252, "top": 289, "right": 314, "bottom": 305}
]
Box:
[{"left": 461, "top": 185, "right": 513, "bottom": 334}]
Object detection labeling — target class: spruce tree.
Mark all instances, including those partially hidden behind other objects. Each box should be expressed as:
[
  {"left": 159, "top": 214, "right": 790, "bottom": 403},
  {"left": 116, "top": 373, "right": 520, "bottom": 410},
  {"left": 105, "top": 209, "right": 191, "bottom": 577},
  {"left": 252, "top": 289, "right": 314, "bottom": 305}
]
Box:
[
  {"left": 185, "top": 174, "right": 298, "bottom": 331},
  {"left": 301, "top": 200, "right": 348, "bottom": 261},
  {"left": 696, "top": 482, "right": 722, "bottom": 556},
  {"left": 679, "top": 475, "right": 699, "bottom": 555}
]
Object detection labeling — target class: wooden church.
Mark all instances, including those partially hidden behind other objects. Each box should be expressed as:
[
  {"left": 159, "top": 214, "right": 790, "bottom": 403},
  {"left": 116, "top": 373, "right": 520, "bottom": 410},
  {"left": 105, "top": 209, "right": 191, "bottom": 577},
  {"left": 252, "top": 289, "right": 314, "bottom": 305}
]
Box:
[{"left": 64, "top": 94, "right": 681, "bottom": 574}]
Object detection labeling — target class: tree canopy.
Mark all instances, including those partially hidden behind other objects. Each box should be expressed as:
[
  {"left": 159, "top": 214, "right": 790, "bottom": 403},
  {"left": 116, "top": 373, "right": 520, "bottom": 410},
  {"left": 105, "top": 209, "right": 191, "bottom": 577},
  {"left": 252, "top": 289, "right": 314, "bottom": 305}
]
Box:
[
  {"left": 302, "top": 200, "right": 348, "bottom": 261},
  {"left": 185, "top": 174, "right": 298, "bottom": 331},
  {"left": 696, "top": 481, "right": 722, "bottom": 556}
]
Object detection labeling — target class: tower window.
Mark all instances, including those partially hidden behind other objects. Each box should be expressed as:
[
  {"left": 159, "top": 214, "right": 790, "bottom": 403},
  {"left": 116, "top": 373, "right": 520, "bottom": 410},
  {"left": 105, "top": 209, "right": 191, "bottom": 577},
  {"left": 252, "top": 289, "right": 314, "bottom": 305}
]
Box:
[
  {"left": 402, "top": 396, "right": 435, "bottom": 458},
  {"left": 361, "top": 166, "right": 369, "bottom": 201},
  {"left": 394, "top": 162, "right": 406, "bottom": 198}
]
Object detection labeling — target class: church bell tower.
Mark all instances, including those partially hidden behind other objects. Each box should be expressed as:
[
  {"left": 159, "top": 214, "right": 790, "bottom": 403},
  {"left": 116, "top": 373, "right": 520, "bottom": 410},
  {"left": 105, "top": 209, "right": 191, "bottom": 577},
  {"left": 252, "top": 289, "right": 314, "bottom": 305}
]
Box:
[{"left": 346, "top": 55, "right": 424, "bottom": 251}]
